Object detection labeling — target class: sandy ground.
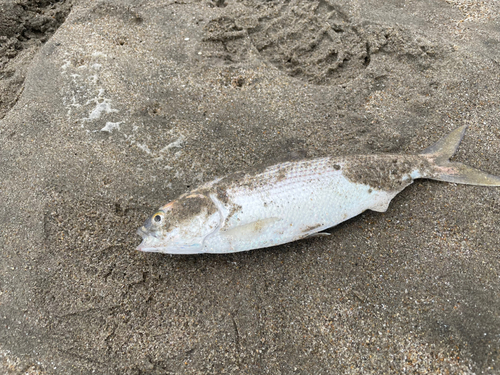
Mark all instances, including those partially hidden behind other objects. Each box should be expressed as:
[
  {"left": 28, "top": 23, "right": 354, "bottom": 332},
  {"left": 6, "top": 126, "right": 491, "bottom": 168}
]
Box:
[{"left": 1, "top": 0, "right": 500, "bottom": 374}]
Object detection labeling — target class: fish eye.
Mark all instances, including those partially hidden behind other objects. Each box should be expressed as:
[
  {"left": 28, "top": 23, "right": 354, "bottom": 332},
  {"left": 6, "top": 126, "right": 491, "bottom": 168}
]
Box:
[{"left": 153, "top": 213, "right": 163, "bottom": 223}]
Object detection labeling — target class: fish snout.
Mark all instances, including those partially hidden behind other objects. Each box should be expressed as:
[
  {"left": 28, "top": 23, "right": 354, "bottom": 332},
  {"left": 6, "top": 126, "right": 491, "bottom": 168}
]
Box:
[
  {"left": 137, "top": 215, "right": 160, "bottom": 238},
  {"left": 136, "top": 226, "right": 149, "bottom": 239},
  {"left": 142, "top": 215, "right": 153, "bottom": 230}
]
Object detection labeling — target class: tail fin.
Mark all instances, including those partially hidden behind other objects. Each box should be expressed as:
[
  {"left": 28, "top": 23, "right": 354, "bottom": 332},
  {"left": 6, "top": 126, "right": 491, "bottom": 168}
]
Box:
[{"left": 421, "top": 126, "right": 500, "bottom": 186}]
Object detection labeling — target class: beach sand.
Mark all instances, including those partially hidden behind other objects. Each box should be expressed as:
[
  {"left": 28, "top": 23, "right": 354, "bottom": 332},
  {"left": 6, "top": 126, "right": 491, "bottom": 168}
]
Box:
[{"left": 1, "top": 0, "right": 500, "bottom": 373}]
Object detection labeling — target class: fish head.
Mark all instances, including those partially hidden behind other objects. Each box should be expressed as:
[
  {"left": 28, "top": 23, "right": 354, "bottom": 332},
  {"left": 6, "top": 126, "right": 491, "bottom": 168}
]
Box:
[{"left": 136, "top": 193, "right": 220, "bottom": 254}]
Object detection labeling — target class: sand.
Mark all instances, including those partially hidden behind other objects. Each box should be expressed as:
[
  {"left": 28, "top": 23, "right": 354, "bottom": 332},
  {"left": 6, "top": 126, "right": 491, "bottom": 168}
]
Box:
[{"left": 1, "top": 0, "right": 500, "bottom": 373}]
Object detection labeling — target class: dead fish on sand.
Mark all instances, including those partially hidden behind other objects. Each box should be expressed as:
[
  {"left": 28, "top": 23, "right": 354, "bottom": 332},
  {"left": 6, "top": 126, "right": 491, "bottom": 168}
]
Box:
[{"left": 137, "top": 126, "right": 500, "bottom": 254}]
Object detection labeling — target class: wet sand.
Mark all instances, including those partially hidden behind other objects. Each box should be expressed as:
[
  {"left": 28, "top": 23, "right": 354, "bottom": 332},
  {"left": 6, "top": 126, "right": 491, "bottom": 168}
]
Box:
[{"left": 1, "top": 0, "right": 500, "bottom": 373}]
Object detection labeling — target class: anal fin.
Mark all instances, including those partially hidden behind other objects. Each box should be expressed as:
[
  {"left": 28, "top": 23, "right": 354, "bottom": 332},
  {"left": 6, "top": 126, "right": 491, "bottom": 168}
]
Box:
[
  {"left": 370, "top": 200, "right": 391, "bottom": 213},
  {"left": 369, "top": 191, "right": 399, "bottom": 213}
]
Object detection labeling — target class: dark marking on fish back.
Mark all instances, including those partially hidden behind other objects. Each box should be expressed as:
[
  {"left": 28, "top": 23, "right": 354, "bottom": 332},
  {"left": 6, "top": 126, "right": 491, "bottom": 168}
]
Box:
[
  {"left": 169, "top": 194, "right": 217, "bottom": 224},
  {"left": 340, "top": 155, "right": 434, "bottom": 191},
  {"left": 216, "top": 186, "right": 229, "bottom": 204}
]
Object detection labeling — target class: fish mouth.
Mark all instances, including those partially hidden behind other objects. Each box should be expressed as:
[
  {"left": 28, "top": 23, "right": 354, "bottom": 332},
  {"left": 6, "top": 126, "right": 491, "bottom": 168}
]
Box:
[
  {"left": 136, "top": 226, "right": 149, "bottom": 239},
  {"left": 136, "top": 235, "right": 157, "bottom": 252},
  {"left": 137, "top": 244, "right": 158, "bottom": 252},
  {"left": 137, "top": 242, "right": 205, "bottom": 254},
  {"left": 136, "top": 228, "right": 163, "bottom": 252}
]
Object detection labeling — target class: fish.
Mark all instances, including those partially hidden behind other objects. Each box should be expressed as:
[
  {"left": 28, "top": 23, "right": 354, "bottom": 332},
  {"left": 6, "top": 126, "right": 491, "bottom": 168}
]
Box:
[{"left": 136, "top": 126, "right": 500, "bottom": 254}]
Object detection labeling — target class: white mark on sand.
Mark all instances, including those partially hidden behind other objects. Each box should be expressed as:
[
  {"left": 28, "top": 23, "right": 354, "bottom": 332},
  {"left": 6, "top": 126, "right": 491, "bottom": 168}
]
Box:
[
  {"left": 92, "top": 51, "right": 107, "bottom": 58},
  {"left": 61, "top": 60, "right": 71, "bottom": 71},
  {"left": 101, "top": 121, "right": 122, "bottom": 133},
  {"left": 84, "top": 99, "right": 119, "bottom": 121},
  {"left": 160, "top": 136, "right": 184, "bottom": 152},
  {"left": 137, "top": 143, "right": 152, "bottom": 154}
]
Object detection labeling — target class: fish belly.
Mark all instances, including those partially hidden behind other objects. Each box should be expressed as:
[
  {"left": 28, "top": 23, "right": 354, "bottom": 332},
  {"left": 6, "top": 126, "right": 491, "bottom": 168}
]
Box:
[{"left": 202, "top": 159, "right": 400, "bottom": 253}]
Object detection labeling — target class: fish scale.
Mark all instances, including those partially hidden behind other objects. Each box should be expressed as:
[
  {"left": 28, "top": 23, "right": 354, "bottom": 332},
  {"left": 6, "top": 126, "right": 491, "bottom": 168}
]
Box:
[
  {"left": 205, "top": 158, "right": 397, "bottom": 253},
  {"left": 137, "top": 126, "right": 500, "bottom": 254}
]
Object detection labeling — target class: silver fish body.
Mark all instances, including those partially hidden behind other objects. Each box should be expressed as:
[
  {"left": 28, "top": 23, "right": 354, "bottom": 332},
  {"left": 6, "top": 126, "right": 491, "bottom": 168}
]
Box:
[{"left": 137, "top": 126, "right": 500, "bottom": 254}]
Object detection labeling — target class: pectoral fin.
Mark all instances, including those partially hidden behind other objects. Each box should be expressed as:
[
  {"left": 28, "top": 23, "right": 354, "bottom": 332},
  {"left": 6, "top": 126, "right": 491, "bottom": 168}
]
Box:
[{"left": 222, "top": 217, "right": 280, "bottom": 240}]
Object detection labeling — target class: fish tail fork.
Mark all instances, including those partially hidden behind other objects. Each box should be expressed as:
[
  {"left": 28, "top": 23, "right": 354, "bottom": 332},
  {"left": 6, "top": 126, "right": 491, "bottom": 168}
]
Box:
[{"left": 421, "top": 125, "right": 500, "bottom": 186}]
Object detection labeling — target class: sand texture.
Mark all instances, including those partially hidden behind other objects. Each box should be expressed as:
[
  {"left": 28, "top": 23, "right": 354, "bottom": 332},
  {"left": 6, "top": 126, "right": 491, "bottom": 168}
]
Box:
[{"left": 1, "top": 0, "right": 500, "bottom": 373}]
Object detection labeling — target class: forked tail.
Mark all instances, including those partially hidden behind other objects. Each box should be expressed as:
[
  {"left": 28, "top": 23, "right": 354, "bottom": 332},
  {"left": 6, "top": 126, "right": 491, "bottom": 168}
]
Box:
[{"left": 420, "top": 126, "right": 500, "bottom": 186}]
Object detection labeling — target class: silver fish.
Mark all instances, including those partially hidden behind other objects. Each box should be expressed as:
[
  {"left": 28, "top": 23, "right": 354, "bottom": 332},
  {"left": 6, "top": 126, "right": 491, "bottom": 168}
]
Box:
[{"left": 137, "top": 126, "right": 500, "bottom": 254}]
